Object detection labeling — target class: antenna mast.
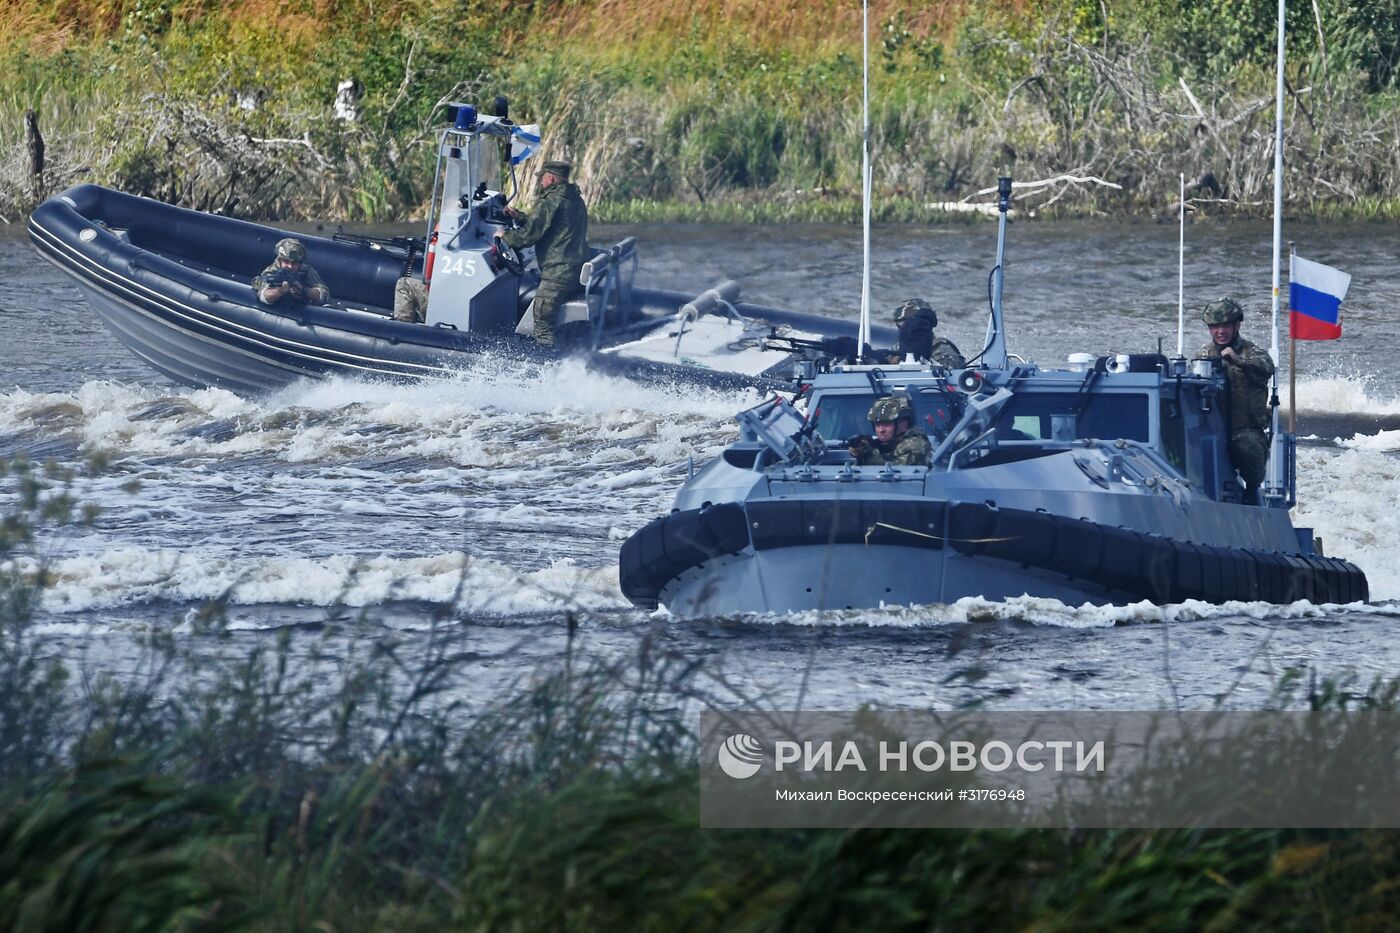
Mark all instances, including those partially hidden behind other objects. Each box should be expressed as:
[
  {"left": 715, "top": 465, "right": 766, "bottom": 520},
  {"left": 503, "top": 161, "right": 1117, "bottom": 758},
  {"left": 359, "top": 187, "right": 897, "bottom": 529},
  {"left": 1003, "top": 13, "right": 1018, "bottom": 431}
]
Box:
[
  {"left": 1177, "top": 172, "right": 1185, "bottom": 356},
  {"left": 856, "top": 0, "right": 872, "bottom": 360},
  {"left": 981, "top": 176, "right": 1012, "bottom": 369},
  {"left": 1264, "top": 0, "right": 1287, "bottom": 503}
]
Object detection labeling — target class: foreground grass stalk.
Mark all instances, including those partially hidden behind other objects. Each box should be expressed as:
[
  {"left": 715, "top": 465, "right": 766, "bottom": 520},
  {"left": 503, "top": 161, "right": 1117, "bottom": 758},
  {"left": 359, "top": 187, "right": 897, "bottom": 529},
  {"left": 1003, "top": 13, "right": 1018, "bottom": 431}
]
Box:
[{"left": 7, "top": 471, "right": 1400, "bottom": 927}]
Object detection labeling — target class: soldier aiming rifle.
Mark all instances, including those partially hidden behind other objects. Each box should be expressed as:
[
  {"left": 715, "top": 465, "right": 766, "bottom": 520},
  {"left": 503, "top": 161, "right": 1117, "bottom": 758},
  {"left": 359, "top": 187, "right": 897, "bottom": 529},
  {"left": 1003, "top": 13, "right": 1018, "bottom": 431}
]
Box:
[{"left": 254, "top": 238, "right": 328, "bottom": 306}]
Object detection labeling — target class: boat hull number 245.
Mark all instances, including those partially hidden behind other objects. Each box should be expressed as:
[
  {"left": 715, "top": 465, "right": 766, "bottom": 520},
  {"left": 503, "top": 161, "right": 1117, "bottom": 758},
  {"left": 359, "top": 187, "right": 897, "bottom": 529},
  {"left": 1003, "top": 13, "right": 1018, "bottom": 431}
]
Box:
[{"left": 438, "top": 255, "right": 477, "bottom": 277}]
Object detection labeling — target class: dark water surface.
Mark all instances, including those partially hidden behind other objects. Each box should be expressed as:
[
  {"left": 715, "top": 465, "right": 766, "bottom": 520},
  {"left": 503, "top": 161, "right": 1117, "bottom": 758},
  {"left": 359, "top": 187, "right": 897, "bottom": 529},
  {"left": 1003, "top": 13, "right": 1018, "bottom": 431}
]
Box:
[{"left": 3, "top": 217, "right": 1399, "bottom": 711}]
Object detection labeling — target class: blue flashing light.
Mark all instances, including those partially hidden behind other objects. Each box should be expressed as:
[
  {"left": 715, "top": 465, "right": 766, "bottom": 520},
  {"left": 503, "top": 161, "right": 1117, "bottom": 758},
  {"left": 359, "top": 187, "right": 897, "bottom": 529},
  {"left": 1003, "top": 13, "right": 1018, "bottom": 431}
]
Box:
[{"left": 453, "top": 104, "right": 478, "bottom": 131}]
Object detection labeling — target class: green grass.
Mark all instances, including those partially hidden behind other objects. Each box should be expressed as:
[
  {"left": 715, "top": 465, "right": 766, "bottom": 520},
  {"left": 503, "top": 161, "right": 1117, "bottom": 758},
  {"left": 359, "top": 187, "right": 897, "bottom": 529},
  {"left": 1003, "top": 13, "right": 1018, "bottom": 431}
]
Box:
[
  {"left": 3, "top": 2, "right": 1400, "bottom": 223},
  {"left": 7, "top": 456, "right": 1400, "bottom": 929}
]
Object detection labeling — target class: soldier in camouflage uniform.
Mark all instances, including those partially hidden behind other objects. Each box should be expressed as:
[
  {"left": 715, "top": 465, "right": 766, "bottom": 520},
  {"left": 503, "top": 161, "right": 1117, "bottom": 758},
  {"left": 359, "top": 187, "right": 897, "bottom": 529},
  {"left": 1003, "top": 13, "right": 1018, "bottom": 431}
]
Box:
[
  {"left": 1194, "top": 297, "right": 1275, "bottom": 498},
  {"left": 848, "top": 396, "right": 933, "bottom": 466},
  {"left": 393, "top": 275, "right": 428, "bottom": 323},
  {"left": 494, "top": 160, "right": 589, "bottom": 345},
  {"left": 890, "top": 299, "right": 965, "bottom": 368},
  {"left": 254, "top": 238, "right": 329, "bottom": 306}
]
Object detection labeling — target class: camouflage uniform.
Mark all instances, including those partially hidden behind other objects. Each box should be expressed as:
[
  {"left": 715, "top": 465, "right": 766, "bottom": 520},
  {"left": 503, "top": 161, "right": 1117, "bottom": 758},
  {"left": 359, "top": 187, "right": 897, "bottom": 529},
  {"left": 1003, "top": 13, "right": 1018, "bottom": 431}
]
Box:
[
  {"left": 929, "top": 337, "right": 966, "bottom": 369},
  {"left": 501, "top": 161, "right": 589, "bottom": 345},
  {"left": 893, "top": 299, "right": 966, "bottom": 368},
  {"left": 1195, "top": 299, "right": 1275, "bottom": 490},
  {"left": 253, "top": 260, "right": 328, "bottom": 305},
  {"left": 850, "top": 396, "right": 934, "bottom": 466},
  {"left": 253, "top": 238, "right": 328, "bottom": 306},
  {"left": 855, "top": 428, "right": 933, "bottom": 466},
  {"left": 393, "top": 276, "right": 428, "bottom": 323}
]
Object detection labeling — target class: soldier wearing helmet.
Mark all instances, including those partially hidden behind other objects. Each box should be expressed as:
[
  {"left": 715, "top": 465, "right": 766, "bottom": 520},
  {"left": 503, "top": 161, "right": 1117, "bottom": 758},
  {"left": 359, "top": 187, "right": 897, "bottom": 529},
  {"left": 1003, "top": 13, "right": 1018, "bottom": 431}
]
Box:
[
  {"left": 889, "top": 299, "right": 965, "bottom": 369},
  {"left": 253, "top": 237, "right": 329, "bottom": 306},
  {"left": 847, "top": 395, "right": 933, "bottom": 466},
  {"left": 1195, "top": 297, "right": 1275, "bottom": 498}
]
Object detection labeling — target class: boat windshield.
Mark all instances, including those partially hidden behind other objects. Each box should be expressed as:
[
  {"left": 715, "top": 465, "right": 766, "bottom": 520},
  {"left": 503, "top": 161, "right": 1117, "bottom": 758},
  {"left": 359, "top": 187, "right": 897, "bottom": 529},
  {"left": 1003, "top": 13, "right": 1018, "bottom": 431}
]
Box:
[
  {"left": 479, "top": 139, "right": 502, "bottom": 192},
  {"left": 807, "top": 393, "right": 877, "bottom": 442},
  {"left": 995, "top": 392, "right": 1150, "bottom": 442}
]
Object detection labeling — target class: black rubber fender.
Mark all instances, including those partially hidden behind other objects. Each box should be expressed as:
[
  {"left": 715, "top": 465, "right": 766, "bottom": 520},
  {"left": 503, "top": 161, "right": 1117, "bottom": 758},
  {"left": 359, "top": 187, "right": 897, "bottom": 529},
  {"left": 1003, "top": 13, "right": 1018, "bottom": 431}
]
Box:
[
  {"left": 747, "top": 499, "right": 804, "bottom": 550},
  {"left": 663, "top": 510, "right": 721, "bottom": 570},
  {"left": 949, "top": 501, "right": 998, "bottom": 555},
  {"left": 1042, "top": 515, "right": 1103, "bottom": 580},
  {"left": 701, "top": 501, "right": 750, "bottom": 555},
  {"left": 619, "top": 515, "right": 670, "bottom": 608},
  {"left": 620, "top": 497, "right": 1372, "bottom": 609},
  {"left": 1236, "top": 549, "right": 1263, "bottom": 601},
  {"left": 1140, "top": 534, "right": 1176, "bottom": 603},
  {"left": 1096, "top": 527, "right": 1145, "bottom": 593},
  {"left": 1257, "top": 551, "right": 1289, "bottom": 603},
  {"left": 1194, "top": 542, "right": 1226, "bottom": 603},
  {"left": 1171, "top": 539, "right": 1208, "bottom": 602},
  {"left": 864, "top": 499, "right": 947, "bottom": 549},
  {"left": 619, "top": 502, "right": 752, "bottom": 608},
  {"left": 1282, "top": 554, "right": 1315, "bottom": 603},
  {"left": 986, "top": 508, "right": 1058, "bottom": 568}
]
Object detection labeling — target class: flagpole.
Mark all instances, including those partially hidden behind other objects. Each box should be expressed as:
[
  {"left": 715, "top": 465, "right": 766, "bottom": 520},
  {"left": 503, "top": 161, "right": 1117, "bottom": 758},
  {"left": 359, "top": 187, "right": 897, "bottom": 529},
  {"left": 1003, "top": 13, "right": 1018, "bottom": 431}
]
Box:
[
  {"left": 1288, "top": 243, "right": 1297, "bottom": 435},
  {"left": 856, "top": 0, "right": 872, "bottom": 361},
  {"left": 1266, "top": 0, "right": 1287, "bottom": 502}
]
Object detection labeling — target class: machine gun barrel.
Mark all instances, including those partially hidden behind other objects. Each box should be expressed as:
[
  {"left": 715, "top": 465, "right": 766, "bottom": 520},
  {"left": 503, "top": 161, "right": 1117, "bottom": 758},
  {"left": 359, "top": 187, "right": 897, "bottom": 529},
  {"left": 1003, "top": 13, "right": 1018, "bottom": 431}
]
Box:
[
  {"left": 332, "top": 231, "right": 425, "bottom": 277},
  {"left": 759, "top": 332, "right": 833, "bottom": 354},
  {"left": 760, "top": 332, "right": 875, "bottom": 364}
]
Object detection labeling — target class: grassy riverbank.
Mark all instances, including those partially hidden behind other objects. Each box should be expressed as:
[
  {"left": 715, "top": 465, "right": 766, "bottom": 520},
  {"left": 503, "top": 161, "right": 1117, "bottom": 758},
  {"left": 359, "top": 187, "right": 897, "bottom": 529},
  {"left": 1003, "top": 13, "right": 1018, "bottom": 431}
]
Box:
[
  {"left": 7, "top": 462, "right": 1400, "bottom": 928},
  {"left": 3, "top": 1, "right": 1400, "bottom": 224}
]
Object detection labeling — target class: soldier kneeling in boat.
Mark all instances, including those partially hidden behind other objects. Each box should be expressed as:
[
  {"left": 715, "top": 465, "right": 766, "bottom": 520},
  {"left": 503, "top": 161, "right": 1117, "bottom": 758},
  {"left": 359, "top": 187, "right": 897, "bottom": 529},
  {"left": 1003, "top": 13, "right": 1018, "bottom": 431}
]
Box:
[
  {"left": 393, "top": 275, "right": 428, "bottom": 323},
  {"left": 1195, "top": 297, "right": 1275, "bottom": 500},
  {"left": 848, "top": 396, "right": 932, "bottom": 467},
  {"left": 254, "top": 238, "right": 329, "bottom": 306}
]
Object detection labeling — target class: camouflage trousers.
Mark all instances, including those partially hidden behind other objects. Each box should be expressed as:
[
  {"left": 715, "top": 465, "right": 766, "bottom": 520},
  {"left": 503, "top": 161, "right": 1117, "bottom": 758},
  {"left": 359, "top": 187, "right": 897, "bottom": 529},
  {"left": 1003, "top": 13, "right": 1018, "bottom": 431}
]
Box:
[
  {"left": 1229, "top": 427, "right": 1269, "bottom": 490},
  {"left": 527, "top": 277, "right": 580, "bottom": 345},
  {"left": 393, "top": 276, "right": 428, "bottom": 324}
]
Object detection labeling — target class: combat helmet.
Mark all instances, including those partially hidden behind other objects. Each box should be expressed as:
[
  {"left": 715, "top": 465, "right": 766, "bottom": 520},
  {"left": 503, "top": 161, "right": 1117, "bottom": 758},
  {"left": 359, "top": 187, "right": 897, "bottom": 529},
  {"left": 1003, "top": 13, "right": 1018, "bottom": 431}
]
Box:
[
  {"left": 893, "top": 298, "right": 937, "bottom": 328},
  {"left": 1202, "top": 297, "right": 1244, "bottom": 325},
  {"left": 275, "top": 238, "right": 308, "bottom": 263},
  {"left": 868, "top": 396, "right": 914, "bottom": 424}
]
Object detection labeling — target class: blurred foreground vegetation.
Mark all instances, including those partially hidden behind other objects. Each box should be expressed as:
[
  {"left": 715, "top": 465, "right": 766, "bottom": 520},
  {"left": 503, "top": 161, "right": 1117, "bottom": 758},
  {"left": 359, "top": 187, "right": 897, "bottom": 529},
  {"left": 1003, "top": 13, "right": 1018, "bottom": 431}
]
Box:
[
  {"left": 8, "top": 456, "right": 1400, "bottom": 929},
  {"left": 2, "top": 0, "right": 1400, "bottom": 224}
]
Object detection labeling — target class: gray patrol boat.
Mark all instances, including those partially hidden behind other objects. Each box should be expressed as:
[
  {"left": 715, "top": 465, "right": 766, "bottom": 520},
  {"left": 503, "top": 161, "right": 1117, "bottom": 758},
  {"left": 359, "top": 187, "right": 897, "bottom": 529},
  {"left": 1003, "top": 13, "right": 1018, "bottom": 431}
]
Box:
[{"left": 619, "top": 178, "right": 1368, "bottom": 615}]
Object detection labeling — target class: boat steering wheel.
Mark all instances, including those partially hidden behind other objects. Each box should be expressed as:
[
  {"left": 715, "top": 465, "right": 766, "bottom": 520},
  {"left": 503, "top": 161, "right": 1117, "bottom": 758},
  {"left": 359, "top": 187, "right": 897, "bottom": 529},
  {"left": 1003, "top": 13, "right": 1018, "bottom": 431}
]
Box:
[{"left": 492, "top": 240, "right": 526, "bottom": 276}]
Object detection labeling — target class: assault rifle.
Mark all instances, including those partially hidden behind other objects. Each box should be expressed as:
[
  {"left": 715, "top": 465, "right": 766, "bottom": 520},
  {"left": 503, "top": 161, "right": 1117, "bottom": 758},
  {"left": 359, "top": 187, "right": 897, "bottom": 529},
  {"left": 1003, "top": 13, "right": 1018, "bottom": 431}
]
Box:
[{"left": 263, "top": 267, "right": 309, "bottom": 289}]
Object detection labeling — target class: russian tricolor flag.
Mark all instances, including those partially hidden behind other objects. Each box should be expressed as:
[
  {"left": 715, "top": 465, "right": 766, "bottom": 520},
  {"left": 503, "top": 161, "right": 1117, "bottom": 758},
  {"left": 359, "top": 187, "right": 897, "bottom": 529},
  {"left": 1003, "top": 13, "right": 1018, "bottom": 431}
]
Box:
[{"left": 1289, "top": 255, "right": 1351, "bottom": 341}]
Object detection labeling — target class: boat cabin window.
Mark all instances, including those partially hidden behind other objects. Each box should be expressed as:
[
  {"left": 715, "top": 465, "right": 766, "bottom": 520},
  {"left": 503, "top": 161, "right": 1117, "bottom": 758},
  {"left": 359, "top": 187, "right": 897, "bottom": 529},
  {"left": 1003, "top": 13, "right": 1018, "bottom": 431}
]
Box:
[
  {"left": 995, "top": 392, "right": 1150, "bottom": 443},
  {"left": 807, "top": 394, "right": 877, "bottom": 442}
]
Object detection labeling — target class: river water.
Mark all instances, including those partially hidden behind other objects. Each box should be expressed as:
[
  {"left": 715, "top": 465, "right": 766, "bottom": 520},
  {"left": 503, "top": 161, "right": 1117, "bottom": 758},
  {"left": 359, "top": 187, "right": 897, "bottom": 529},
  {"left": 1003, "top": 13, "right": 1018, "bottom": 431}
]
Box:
[{"left": 2, "top": 218, "right": 1398, "bottom": 712}]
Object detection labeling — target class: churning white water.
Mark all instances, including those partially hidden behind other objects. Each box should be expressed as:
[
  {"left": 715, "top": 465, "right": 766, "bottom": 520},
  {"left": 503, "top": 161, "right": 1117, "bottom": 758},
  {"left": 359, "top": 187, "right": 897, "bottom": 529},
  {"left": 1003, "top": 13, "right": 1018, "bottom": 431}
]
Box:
[{"left": 4, "top": 219, "right": 1400, "bottom": 709}]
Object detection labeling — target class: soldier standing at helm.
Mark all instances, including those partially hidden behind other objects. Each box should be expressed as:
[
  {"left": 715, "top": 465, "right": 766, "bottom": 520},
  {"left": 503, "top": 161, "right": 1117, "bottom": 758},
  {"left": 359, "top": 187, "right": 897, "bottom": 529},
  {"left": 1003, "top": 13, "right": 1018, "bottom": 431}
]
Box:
[
  {"left": 1195, "top": 297, "right": 1275, "bottom": 500},
  {"left": 890, "top": 299, "right": 965, "bottom": 368},
  {"left": 493, "top": 160, "right": 589, "bottom": 346},
  {"left": 848, "top": 396, "right": 933, "bottom": 467},
  {"left": 254, "top": 238, "right": 328, "bottom": 306}
]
